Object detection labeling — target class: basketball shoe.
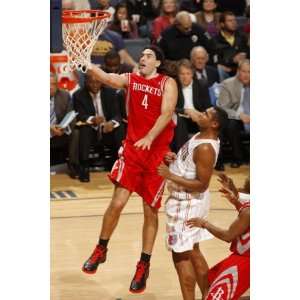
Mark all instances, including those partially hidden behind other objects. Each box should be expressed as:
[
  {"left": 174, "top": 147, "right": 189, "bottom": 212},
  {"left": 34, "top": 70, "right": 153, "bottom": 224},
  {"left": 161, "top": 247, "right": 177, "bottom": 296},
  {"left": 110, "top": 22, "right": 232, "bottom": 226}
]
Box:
[
  {"left": 82, "top": 245, "right": 107, "bottom": 274},
  {"left": 129, "top": 261, "right": 150, "bottom": 293}
]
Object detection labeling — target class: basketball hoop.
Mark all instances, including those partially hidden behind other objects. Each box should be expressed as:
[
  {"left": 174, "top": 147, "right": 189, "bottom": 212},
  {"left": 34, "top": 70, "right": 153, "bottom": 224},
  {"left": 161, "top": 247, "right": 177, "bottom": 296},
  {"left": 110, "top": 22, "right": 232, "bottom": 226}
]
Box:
[{"left": 62, "top": 10, "right": 110, "bottom": 73}]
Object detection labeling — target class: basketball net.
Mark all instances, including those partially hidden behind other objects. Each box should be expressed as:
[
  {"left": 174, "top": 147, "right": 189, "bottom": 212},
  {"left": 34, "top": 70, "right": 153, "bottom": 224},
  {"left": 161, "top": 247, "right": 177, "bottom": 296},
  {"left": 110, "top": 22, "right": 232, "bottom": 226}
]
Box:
[{"left": 62, "top": 10, "right": 110, "bottom": 73}]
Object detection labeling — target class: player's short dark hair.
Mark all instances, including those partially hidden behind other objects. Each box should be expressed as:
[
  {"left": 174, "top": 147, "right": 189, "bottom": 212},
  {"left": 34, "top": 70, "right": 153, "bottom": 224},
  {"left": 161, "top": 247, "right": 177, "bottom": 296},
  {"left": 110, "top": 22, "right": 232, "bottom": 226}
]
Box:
[
  {"left": 143, "top": 45, "right": 165, "bottom": 64},
  {"left": 213, "top": 106, "right": 229, "bottom": 132}
]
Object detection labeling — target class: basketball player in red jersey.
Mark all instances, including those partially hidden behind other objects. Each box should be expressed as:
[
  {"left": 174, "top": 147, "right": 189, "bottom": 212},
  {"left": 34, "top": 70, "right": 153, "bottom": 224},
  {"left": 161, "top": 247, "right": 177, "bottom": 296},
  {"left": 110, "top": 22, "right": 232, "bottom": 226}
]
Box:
[
  {"left": 186, "top": 174, "right": 250, "bottom": 300},
  {"left": 81, "top": 45, "right": 178, "bottom": 293}
]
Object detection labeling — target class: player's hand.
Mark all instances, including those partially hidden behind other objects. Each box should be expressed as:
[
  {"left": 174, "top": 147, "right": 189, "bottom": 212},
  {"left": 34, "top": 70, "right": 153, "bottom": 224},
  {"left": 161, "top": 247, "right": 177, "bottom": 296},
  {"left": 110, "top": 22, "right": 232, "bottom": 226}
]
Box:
[
  {"left": 157, "top": 162, "right": 171, "bottom": 179},
  {"left": 218, "top": 174, "right": 239, "bottom": 205},
  {"left": 184, "top": 109, "right": 201, "bottom": 122},
  {"left": 186, "top": 218, "right": 207, "bottom": 228},
  {"left": 134, "top": 135, "right": 153, "bottom": 150},
  {"left": 164, "top": 152, "right": 177, "bottom": 165},
  {"left": 102, "top": 121, "right": 114, "bottom": 133}
]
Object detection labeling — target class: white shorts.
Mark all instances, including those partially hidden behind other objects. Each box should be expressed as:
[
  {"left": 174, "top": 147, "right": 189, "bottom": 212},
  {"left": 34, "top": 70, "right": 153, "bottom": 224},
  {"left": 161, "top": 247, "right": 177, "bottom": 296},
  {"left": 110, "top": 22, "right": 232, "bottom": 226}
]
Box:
[{"left": 165, "top": 190, "right": 213, "bottom": 253}]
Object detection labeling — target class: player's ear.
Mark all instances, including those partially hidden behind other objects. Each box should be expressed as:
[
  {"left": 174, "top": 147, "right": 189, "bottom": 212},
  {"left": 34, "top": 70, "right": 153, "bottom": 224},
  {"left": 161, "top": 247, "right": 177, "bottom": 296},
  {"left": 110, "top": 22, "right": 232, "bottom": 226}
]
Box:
[
  {"left": 155, "top": 60, "right": 161, "bottom": 68},
  {"left": 211, "top": 120, "right": 219, "bottom": 130}
]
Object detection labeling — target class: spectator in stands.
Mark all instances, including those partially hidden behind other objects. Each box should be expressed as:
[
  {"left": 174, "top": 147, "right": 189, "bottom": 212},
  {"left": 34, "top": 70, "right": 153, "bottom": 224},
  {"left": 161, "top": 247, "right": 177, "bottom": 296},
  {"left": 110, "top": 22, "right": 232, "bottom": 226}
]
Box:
[
  {"left": 158, "top": 11, "right": 214, "bottom": 62},
  {"left": 102, "top": 50, "right": 133, "bottom": 74},
  {"left": 62, "top": 0, "right": 90, "bottom": 10},
  {"left": 217, "top": 59, "right": 250, "bottom": 168},
  {"left": 179, "top": 0, "right": 202, "bottom": 13},
  {"left": 73, "top": 73, "right": 125, "bottom": 182},
  {"left": 50, "top": 72, "right": 80, "bottom": 178},
  {"left": 151, "top": 0, "right": 178, "bottom": 43},
  {"left": 214, "top": 11, "right": 249, "bottom": 81},
  {"left": 91, "top": 28, "right": 138, "bottom": 69},
  {"left": 194, "top": 0, "right": 221, "bottom": 37},
  {"left": 102, "top": 50, "right": 130, "bottom": 126},
  {"left": 172, "top": 59, "right": 211, "bottom": 152},
  {"left": 121, "top": 0, "right": 160, "bottom": 37},
  {"left": 95, "top": 0, "right": 115, "bottom": 22},
  {"left": 89, "top": 0, "right": 120, "bottom": 8},
  {"left": 109, "top": 2, "right": 139, "bottom": 39},
  {"left": 217, "top": 0, "right": 247, "bottom": 16},
  {"left": 190, "top": 46, "right": 219, "bottom": 88}
]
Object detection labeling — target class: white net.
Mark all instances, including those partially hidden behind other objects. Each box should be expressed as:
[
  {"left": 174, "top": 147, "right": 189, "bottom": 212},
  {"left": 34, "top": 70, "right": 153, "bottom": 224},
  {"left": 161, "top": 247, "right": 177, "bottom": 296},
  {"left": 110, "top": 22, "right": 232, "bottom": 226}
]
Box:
[{"left": 62, "top": 10, "right": 109, "bottom": 73}]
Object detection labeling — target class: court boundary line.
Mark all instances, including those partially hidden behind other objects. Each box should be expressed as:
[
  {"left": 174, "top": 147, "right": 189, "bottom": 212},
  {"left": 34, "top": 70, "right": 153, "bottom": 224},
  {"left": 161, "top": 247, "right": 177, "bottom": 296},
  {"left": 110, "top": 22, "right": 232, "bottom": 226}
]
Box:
[
  {"left": 51, "top": 207, "right": 235, "bottom": 220},
  {"left": 50, "top": 189, "right": 222, "bottom": 202}
]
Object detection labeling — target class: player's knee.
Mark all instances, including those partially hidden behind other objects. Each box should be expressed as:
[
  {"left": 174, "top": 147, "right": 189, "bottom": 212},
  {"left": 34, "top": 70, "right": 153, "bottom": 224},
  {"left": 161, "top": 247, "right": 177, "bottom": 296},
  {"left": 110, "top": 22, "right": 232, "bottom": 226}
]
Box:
[
  {"left": 181, "top": 273, "right": 196, "bottom": 291},
  {"left": 144, "top": 212, "right": 158, "bottom": 225},
  {"left": 144, "top": 206, "right": 158, "bottom": 221},
  {"left": 109, "top": 199, "right": 126, "bottom": 215},
  {"left": 198, "top": 267, "right": 208, "bottom": 278}
]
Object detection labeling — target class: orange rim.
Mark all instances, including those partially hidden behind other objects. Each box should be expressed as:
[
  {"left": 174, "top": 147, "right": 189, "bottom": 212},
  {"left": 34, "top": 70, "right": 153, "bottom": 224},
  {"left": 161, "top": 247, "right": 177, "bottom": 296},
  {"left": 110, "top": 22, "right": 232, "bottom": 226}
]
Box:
[{"left": 62, "top": 10, "right": 111, "bottom": 24}]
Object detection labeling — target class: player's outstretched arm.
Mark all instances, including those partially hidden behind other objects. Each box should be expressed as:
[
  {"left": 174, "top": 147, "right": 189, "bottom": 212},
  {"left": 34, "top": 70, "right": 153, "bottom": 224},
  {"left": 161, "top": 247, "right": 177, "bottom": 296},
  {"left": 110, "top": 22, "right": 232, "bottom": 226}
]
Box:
[
  {"left": 88, "top": 64, "right": 128, "bottom": 89},
  {"left": 186, "top": 208, "right": 250, "bottom": 243},
  {"left": 134, "top": 77, "right": 178, "bottom": 150}
]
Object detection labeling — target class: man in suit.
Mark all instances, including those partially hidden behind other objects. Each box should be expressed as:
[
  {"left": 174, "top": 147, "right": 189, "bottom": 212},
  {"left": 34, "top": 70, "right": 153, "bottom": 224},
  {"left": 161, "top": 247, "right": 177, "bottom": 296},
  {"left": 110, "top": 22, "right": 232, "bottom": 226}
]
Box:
[
  {"left": 172, "top": 59, "right": 212, "bottom": 152},
  {"left": 190, "top": 46, "right": 220, "bottom": 88},
  {"left": 50, "top": 72, "right": 80, "bottom": 178},
  {"left": 73, "top": 72, "right": 125, "bottom": 182},
  {"left": 217, "top": 59, "right": 250, "bottom": 168}
]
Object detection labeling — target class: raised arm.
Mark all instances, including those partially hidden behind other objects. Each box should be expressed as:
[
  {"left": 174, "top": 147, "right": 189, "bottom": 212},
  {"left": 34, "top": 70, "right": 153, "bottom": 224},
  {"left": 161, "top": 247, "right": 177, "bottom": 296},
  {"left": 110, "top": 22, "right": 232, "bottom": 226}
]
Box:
[
  {"left": 157, "top": 143, "right": 216, "bottom": 193},
  {"left": 134, "top": 77, "right": 178, "bottom": 150},
  {"left": 186, "top": 208, "right": 250, "bottom": 243},
  {"left": 88, "top": 64, "right": 128, "bottom": 89}
]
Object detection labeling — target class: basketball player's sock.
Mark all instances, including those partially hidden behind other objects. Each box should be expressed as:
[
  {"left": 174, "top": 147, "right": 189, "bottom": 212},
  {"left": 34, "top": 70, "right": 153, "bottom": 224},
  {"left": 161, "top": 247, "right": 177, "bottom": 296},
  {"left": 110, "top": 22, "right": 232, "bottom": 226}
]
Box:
[
  {"left": 98, "top": 238, "right": 109, "bottom": 248},
  {"left": 140, "top": 252, "right": 151, "bottom": 263}
]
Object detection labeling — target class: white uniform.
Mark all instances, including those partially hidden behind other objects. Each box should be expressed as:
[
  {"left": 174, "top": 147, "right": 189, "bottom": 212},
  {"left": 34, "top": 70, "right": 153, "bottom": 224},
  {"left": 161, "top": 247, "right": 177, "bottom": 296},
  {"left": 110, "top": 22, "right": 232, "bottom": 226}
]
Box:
[{"left": 165, "top": 133, "right": 220, "bottom": 253}]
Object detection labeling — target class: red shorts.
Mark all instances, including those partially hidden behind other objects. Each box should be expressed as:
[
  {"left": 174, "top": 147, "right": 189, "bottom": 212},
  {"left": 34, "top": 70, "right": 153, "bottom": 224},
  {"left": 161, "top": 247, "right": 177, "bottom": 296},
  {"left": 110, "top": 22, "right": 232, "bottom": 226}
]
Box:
[
  {"left": 205, "top": 253, "right": 250, "bottom": 300},
  {"left": 108, "top": 141, "right": 169, "bottom": 209}
]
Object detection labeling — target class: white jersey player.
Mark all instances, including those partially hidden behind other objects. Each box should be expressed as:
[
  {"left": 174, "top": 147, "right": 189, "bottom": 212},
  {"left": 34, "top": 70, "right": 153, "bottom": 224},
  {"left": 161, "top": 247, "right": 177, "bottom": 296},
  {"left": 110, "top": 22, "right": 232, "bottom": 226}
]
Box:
[{"left": 158, "top": 106, "right": 228, "bottom": 300}]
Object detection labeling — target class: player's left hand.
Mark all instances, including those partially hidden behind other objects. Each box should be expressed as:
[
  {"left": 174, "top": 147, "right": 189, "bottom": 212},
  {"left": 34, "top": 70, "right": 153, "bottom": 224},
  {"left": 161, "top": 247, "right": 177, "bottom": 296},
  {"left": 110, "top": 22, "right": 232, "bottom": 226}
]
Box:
[
  {"left": 164, "top": 152, "right": 177, "bottom": 164},
  {"left": 186, "top": 218, "right": 207, "bottom": 228},
  {"left": 157, "top": 162, "right": 171, "bottom": 179},
  {"left": 134, "top": 135, "right": 153, "bottom": 150}
]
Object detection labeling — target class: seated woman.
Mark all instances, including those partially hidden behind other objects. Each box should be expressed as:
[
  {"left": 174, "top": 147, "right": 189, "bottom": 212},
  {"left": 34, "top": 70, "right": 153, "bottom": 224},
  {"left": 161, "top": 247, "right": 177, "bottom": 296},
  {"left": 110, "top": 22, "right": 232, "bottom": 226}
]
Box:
[
  {"left": 108, "top": 2, "right": 139, "bottom": 39},
  {"left": 151, "top": 0, "right": 178, "bottom": 43},
  {"left": 194, "top": 0, "right": 221, "bottom": 37}
]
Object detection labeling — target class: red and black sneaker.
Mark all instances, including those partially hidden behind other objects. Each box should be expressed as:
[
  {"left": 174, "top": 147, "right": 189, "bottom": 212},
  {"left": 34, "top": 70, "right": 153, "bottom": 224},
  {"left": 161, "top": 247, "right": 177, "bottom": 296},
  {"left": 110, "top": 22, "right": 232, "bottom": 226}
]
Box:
[
  {"left": 82, "top": 245, "right": 107, "bottom": 274},
  {"left": 129, "top": 261, "right": 150, "bottom": 293}
]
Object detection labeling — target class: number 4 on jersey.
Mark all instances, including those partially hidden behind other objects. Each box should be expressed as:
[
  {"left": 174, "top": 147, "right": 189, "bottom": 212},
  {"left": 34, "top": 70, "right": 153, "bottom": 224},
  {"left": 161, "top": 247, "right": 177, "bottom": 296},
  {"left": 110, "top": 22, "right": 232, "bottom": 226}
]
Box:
[{"left": 141, "top": 94, "right": 149, "bottom": 109}]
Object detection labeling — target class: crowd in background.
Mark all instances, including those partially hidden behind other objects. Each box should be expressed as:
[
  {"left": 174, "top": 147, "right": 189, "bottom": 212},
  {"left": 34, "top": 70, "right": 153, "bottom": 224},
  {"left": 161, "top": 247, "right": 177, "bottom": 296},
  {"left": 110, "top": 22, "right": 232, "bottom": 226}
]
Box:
[{"left": 50, "top": 0, "right": 250, "bottom": 181}]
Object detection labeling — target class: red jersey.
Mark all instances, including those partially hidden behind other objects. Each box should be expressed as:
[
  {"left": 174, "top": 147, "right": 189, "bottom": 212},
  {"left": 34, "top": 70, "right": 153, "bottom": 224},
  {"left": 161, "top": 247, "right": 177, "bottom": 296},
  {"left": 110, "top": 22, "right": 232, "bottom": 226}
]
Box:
[
  {"left": 125, "top": 73, "right": 175, "bottom": 148},
  {"left": 230, "top": 202, "right": 250, "bottom": 257}
]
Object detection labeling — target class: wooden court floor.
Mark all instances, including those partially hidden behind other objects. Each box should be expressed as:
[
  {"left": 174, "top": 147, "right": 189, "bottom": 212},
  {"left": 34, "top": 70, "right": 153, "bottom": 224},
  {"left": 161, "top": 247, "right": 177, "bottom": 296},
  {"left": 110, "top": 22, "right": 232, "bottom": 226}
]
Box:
[{"left": 51, "top": 165, "right": 250, "bottom": 300}]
